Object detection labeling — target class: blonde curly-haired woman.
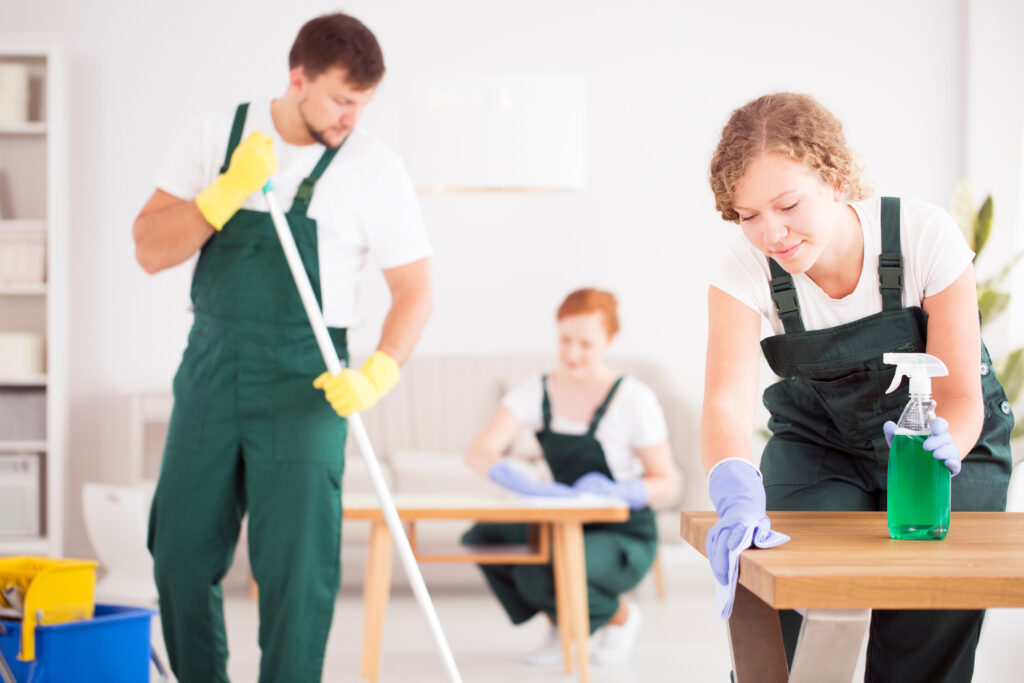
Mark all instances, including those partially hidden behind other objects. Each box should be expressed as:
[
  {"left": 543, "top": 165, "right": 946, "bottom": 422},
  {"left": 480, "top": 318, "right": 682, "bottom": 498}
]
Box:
[{"left": 701, "top": 92, "right": 1013, "bottom": 682}]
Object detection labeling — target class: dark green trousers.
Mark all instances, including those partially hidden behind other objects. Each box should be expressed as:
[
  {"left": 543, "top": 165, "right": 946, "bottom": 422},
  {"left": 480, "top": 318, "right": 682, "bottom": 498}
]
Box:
[{"left": 148, "top": 317, "right": 348, "bottom": 683}]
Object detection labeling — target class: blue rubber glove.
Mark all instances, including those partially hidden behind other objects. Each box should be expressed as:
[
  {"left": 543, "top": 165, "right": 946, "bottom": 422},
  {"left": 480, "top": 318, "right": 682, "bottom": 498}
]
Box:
[
  {"left": 706, "top": 459, "right": 790, "bottom": 618},
  {"left": 571, "top": 471, "right": 649, "bottom": 510},
  {"left": 883, "top": 418, "right": 961, "bottom": 476},
  {"left": 488, "top": 461, "right": 579, "bottom": 498}
]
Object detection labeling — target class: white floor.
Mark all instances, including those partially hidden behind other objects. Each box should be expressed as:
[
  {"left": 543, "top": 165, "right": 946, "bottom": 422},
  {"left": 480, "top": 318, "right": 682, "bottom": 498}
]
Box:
[{"left": 148, "top": 544, "right": 1024, "bottom": 682}]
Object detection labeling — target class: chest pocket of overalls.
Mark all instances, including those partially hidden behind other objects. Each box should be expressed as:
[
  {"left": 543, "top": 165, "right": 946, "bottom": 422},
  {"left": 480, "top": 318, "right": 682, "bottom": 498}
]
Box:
[{"left": 803, "top": 364, "right": 904, "bottom": 440}]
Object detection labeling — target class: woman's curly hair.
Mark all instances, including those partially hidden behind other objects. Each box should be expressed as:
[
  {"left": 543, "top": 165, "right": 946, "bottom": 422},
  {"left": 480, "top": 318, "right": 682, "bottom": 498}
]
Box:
[{"left": 709, "top": 93, "right": 871, "bottom": 223}]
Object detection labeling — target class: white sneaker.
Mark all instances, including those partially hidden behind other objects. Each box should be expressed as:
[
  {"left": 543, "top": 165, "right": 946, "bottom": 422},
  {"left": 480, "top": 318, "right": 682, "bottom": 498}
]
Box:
[
  {"left": 525, "top": 622, "right": 603, "bottom": 666},
  {"left": 524, "top": 623, "right": 563, "bottom": 666},
  {"left": 591, "top": 599, "right": 642, "bottom": 665}
]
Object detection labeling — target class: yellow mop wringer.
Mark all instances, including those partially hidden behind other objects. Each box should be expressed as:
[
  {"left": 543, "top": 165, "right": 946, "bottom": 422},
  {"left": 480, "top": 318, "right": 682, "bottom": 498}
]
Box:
[{"left": 0, "top": 556, "right": 98, "bottom": 661}]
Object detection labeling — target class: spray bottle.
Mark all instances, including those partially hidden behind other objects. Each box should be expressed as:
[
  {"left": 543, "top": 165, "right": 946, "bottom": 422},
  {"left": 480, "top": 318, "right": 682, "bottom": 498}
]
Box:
[{"left": 883, "top": 353, "right": 951, "bottom": 540}]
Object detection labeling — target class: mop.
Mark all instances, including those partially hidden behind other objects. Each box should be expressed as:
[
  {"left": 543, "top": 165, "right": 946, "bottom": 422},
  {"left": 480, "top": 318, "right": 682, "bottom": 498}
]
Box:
[{"left": 261, "top": 181, "right": 463, "bottom": 683}]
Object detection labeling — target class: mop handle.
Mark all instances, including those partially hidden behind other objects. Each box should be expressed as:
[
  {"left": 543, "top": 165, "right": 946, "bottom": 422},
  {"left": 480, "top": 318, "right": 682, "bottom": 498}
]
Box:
[{"left": 262, "top": 182, "right": 463, "bottom": 683}]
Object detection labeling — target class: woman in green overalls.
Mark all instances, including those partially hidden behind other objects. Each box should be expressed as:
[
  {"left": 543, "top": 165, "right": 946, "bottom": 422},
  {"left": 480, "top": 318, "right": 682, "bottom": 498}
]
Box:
[
  {"left": 701, "top": 92, "right": 1013, "bottom": 682},
  {"left": 461, "top": 288, "right": 677, "bottom": 665}
]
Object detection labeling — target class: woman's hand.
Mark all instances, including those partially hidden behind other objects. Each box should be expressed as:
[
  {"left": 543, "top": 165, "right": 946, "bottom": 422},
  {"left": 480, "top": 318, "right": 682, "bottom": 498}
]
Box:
[
  {"left": 883, "top": 418, "right": 961, "bottom": 476},
  {"left": 924, "top": 418, "right": 961, "bottom": 475},
  {"left": 706, "top": 459, "right": 790, "bottom": 618}
]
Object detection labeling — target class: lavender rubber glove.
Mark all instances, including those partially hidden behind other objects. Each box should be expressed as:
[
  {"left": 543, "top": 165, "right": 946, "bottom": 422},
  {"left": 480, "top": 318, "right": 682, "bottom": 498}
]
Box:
[
  {"left": 488, "top": 461, "right": 579, "bottom": 498},
  {"left": 883, "top": 419, "right": 960, "bottom": 476},
  {"left": 571, "top": 471, "right": 649, "bottom": 510},
  {"left": 706, "top": 459, "right": 790, "bottom": 618},
  {"left": 923, "top": 418, "right": 961, "bottom": 476},
  {"left": 883, "top": 420, "right": 898, "bottom": 447}
]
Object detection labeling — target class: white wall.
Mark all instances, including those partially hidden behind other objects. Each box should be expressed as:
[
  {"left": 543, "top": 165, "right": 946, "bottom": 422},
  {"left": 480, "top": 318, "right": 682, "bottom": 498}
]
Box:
[
  {"left": 966, "top": 0, "right": 1024, "bottom": 351},
  {"left": 4, "top": 0, "right": 1022, "bottom": 558}
]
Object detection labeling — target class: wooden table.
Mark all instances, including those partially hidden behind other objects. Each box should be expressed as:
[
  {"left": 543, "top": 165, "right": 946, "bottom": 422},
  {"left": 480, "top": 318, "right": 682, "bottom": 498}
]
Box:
[
  {"left": 346, "top": 493, "right": 629, "bottom": 683},
  {"left": 681, "top": 511, "right": 1024, "bottom": 683}
]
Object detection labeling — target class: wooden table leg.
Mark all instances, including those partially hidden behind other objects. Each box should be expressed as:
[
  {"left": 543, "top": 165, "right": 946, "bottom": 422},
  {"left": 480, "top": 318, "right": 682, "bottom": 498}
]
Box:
[
  {"left": 551, "top": 523, "right": 573, "bottom": 674},
  {"left": 651, "top": 551, "right": 666, "bottom": 600},
  {"left": 560, "top": 521, "right": 591, "bottom": 683},
  {"left": 360, "top": 520, "right": 394, "bottom": 682},
  {"left": 727, "top": 583, "right": 788, "bottom": 683}
]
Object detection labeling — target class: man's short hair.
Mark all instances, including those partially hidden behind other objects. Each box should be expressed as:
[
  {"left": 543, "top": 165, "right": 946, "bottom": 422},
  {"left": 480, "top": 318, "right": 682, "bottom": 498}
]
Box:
[{"left": 289, "top": 13, "right": 385, "bottom": 89}]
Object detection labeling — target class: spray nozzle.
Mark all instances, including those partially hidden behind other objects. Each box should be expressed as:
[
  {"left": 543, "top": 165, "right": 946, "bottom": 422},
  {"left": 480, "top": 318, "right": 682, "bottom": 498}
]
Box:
[{"left": 883, "top": 353, "right": 948, "bottom": 395}]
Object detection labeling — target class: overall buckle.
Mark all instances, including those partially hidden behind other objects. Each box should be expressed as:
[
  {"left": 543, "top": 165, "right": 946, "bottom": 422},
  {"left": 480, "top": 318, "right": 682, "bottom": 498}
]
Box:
[
  {"left": 770, "top": 276, "right": 800, "bottom": 315},
  {"left": 879, "top": 253, "right": 904, "bottom": 291}
]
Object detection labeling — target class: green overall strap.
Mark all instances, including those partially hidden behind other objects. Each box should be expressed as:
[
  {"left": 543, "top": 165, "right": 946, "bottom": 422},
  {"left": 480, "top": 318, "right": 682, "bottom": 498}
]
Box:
[
  {"left": 767, "top": 258, "right": 805, "bottom": 333},
  {"left": 879, "top": 196, "right": 904, "bottom": 311},
  {"left": 586, "top": 377, "right": 625, "bottom": 437},
  {"left": 219, "top": 103, "right": 250, "bottom": 174},
  {"left": 541, "top": 375, "right": 553, "bottom": 431},
  {"left": 290, "top": 138, "right": 347, "bottom": 216}
]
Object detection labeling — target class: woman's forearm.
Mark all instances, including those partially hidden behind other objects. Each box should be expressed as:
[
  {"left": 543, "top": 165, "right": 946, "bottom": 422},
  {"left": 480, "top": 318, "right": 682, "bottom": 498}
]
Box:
[
  {"left": 934, "top": 393, "right": 984, "bottom": 459},
  {"left": 642, "top": 471, "right": 677, "bottom": 505}
]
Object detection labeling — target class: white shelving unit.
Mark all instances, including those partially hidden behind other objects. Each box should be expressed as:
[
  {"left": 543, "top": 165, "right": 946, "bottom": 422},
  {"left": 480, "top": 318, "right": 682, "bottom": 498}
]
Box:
[{"left": 0, "top": 41, "right": 68, "bottom": 558}]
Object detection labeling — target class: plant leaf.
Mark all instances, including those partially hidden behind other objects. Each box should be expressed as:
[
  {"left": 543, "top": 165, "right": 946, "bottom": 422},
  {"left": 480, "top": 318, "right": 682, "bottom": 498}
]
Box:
[
  {"left": 974, "top": 195, "right": 994, "bottom": 258},
  {"left": 950, "top": 178, "right": 976, "bottom": 252},
  {"left": 994, "top": 347, "right": 1024, "bottom": 405},
  {"left": 978, "top": 249, "right": 1024, "bottom": 290},
  {"left": 978, "top": 286, "right": 1011, "bottom": 327},
  {"left": 1011, "top": 419, "right": 1024, "bottom": 443}
]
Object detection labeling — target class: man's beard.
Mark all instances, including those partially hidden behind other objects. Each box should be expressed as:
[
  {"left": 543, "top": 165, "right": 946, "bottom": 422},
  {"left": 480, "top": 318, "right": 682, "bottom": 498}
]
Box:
[{"left": 299, "top": 101, "right": 343, "bottom": 149}]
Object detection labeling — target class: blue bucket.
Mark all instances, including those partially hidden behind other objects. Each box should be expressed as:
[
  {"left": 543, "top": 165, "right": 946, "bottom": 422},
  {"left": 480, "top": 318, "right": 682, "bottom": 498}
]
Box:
[{"left": 0, "top": 603, "right": 157, "bottom": 683}]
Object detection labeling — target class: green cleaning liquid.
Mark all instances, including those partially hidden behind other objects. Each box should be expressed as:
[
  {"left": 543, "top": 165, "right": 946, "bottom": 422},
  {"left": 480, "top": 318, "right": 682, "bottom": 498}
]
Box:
[{"left": 887, "top": 432, "right": 950, "bottom": 540}]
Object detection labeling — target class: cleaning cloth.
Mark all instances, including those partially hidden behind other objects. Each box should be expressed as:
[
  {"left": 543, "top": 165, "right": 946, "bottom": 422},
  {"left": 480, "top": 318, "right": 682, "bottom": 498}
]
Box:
[{"left": 714, "top": 521, "right": 790, "bottom": 619}]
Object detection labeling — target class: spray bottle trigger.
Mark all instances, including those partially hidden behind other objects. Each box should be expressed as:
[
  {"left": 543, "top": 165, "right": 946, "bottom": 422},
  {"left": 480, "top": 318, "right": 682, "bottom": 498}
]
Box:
[{"left": 886, "top": 369, "right": 906, "bottom": 394}]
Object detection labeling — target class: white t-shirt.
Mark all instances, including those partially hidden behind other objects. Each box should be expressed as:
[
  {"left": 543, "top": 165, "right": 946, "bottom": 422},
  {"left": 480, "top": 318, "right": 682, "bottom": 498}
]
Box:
[
  {"left": 155, "top": 99, "right": 432, "bottom": 328},
  {"left": 501, "top": 375, "right": 669, "bottom": 481},
  {"left": 710, "top": 196, "right": 974, "bottom": 335}
]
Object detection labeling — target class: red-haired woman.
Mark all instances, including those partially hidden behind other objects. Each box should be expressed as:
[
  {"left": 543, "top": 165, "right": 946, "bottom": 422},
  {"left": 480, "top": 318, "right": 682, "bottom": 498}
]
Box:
[{"left": 461, "top": 288, "right": 677, "bottom": 665}]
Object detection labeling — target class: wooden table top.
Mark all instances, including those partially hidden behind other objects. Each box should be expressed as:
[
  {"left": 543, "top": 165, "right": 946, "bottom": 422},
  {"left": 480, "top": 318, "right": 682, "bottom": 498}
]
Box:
[
  {"left": 343, "top": 492, "right": 630, "bottom": 523},
  {"left": 681, "top": 511, "right": 1024, "bottom": 609}
]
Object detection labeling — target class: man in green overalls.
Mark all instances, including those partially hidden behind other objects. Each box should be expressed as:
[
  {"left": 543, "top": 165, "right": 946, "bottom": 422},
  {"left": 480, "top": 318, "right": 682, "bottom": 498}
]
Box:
[
  {"left": 701, "top": 92, "right": 1013, "bottom": 682},
  {"left": 132, "top": 13, "right": 432, "bottom": 682}
]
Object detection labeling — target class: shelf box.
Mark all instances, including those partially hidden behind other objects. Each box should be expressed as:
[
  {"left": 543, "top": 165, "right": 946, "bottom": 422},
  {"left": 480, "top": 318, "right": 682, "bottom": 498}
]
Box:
[
  {"left": 0, "top": 56, "right": 46, "bottom": 125},
  {"left": 0, "top": 452, "right": 41, "bottom": 537},
  {"left": 0, "top": 387, "right": 46, "bottom": 441},
  {"left": 0, "top": 229, "right": 45, "bottom": 284}
]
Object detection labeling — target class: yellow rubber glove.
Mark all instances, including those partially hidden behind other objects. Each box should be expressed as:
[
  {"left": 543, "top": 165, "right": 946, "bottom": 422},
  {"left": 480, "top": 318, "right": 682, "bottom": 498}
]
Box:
[
  {"left": 195, "top": 131, "right": 278, "bottom": 230},
  {"left": 313, "top": 351, "right": 401, "bottom": 418}
]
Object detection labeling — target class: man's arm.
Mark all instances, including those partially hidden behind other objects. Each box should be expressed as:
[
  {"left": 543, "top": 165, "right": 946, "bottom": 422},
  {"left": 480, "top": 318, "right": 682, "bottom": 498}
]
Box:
[
  {"left": 133, "top": 132, "right": 277, "bottom": 274},
  {"left": 376, "top": 257, "right": 433, "bottom": 364},
  {"left": 132, "top": 189, "right": 215, "bottom": 274}
]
